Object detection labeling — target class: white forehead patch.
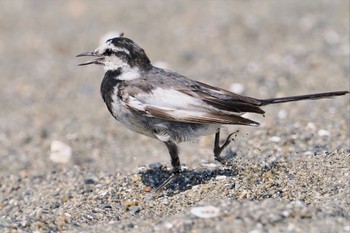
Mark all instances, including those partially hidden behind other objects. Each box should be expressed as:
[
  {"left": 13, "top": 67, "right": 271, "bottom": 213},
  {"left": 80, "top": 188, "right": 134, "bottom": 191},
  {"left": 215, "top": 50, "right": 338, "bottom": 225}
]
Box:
[{"left": 95, "top": 40, "right": 131, "bottom": 56}]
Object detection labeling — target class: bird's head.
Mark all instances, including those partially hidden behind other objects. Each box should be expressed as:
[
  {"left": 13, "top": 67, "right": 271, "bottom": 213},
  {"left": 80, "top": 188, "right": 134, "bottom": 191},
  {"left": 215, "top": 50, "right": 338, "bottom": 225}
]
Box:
[{"left": 77, "top": 34, "right": 152, "bottom": 71}]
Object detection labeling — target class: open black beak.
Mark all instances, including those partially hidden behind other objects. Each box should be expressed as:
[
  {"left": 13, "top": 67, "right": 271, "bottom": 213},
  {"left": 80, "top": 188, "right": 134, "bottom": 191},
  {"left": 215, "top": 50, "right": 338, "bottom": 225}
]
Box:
[{"left": 76, "top": 51, "right": 99, "bottom": 66}]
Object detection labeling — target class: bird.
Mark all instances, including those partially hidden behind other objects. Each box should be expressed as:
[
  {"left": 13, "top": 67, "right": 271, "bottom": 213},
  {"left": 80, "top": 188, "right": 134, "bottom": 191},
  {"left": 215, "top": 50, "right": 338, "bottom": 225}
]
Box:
[{"left": 77, "top": 34, "right": 349, "bottom": 191}]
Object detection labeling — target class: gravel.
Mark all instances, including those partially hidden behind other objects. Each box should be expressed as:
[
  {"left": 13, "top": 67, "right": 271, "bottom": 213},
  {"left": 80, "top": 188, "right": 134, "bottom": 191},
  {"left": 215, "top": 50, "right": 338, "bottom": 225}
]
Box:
[{"left": 0, "top": 0, "right": 349, "bottom": 232}]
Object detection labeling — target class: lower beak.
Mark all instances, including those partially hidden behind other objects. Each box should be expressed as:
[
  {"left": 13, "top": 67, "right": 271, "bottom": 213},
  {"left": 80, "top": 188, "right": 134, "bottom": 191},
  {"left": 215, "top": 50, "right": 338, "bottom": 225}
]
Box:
[{"left": 76, "top": 51, "right": 99, "bottom": 66}]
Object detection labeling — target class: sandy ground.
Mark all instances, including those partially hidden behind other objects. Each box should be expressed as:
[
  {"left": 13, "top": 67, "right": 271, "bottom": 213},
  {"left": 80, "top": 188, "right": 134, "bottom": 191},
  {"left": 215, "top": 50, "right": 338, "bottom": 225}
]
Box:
[{"left": 0, "top": 0, "right": 349, "bottom": 232}]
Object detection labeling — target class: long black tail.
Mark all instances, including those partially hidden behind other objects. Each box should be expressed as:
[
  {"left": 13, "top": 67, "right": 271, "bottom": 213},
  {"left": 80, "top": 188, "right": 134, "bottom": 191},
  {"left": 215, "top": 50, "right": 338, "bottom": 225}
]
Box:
[{"left": 259, "top": 91, "right": 349, "bottom": 106}]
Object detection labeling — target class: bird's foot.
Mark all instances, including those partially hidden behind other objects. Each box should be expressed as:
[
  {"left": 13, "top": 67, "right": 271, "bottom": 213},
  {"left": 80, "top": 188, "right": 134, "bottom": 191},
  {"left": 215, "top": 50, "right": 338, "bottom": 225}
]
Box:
[{"left": 213, "top": 130, "right": 239, "bottom": 165}]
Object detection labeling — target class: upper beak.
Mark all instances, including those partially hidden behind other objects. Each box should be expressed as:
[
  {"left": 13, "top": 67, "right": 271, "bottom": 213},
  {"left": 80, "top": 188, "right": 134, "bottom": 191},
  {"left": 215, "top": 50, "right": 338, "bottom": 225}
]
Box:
[{"left": 76, "top": 51, "right": 99, "bottom": 66}]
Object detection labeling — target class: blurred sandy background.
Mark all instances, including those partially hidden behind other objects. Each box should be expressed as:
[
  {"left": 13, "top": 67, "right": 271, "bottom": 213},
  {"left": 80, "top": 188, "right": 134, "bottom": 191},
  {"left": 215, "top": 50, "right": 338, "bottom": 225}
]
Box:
[{"left": 0, "top": 1, "right": 349, "bottom": 232}]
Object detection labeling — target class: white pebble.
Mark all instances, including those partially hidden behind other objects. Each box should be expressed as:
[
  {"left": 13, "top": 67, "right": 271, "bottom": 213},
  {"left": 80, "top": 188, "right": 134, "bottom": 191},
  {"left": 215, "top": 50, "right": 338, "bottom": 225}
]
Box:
[
  {"left": 191, "top": 206, "right": 220, "bottom": 218},
  {"left": 318, "top": 129, "right": 330, "bottom": 137},
  {"left": 230, "top": 83, "right": 245, "bottom": 94},
  {"left": 303, "top": 151, "right": 314, "bottom": 156},
  {"left": 164, "top": 222, "right": 173, "bottom": 229},
  {"left": 306, "top": 122, "right": 316, "bottom": 130},
  {"left": 215, "top": 175, "right": 227, "bottom": 180},
  {"left": 277, "top": 109, "right": 288, "bottom": 119},
  {"left": 202, "top": 163, "right": 219, "bottom": 168},
  {"left": 99, "top": 190, "right": 108, "bottom": 197},
  {"left": 50, "top": 140, "right": 72, "bottom": 163},
  {"left": 269, "top": 136, "right": 281, "bottom": 142},
  {"left": 161, "top": 198, "right": 170, "bottom": 205}
]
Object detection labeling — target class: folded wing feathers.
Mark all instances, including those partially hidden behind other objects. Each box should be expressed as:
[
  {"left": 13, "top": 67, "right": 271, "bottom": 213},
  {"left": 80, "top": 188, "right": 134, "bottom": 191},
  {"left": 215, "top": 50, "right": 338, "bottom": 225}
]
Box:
[
  {"left": 185, "top": 89, "right": 265, "bottom": 114},
  {"left": 145, "top": 105, "right": 260, "bottom": 126},
  {"left": 125, "top": 85, "right": 261, "bottom": 126}
]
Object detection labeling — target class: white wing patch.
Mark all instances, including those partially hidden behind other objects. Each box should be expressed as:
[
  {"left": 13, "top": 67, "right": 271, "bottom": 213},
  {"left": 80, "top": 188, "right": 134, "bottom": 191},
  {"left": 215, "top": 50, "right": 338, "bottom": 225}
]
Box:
[
  {"left": 140, "top": 88, "right": 203, "bottom": 110},
  {"left": 125, "top": 87, "right": 209, "bottom": 119},
  {"left": 123, "top": 87, "right": 260, "bottom": 126}
]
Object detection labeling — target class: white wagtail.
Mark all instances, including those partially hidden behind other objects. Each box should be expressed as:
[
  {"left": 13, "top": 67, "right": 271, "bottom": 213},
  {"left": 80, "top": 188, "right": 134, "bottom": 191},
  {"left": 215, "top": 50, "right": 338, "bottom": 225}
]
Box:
[{"left": 77, "top": 34, "right": 349, "bottom": 191}]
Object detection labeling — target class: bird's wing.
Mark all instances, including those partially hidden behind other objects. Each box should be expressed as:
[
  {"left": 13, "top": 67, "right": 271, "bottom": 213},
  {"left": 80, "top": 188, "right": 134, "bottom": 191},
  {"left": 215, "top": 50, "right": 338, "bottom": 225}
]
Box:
[
  {"left": 120, "top": 79, "right": 264, "bottom": 126},
  {"left": 185, "top": 80, "right": 265, "bottom": 114}
]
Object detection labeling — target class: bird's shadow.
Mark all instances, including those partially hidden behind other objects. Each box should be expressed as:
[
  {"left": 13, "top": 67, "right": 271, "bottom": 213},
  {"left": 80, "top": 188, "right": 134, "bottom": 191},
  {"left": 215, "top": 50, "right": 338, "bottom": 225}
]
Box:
[{"left": 139, "top": 166, "right": 237, "bottom": 195}]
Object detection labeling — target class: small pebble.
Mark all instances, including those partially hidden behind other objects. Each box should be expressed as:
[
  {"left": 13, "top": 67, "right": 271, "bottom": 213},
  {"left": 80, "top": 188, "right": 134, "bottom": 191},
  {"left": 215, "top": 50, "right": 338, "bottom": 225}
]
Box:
[
  {"left": 318, "top": 129, "right": 330, "bottom": 137},
  {"left": 160, "top": 198, "right": 170, "bottom": 205},
  {"left": 103, "top": 204, "right": 112, "bottom": 209},
  {"left": 277, "top": 109, "right": 288, "bottom": 119},
  {"left": 137, "top": 166, "right": 148, "bottom": 172},
  {"left": 215, "top": 175, "right": 227, "bottom": 180},
  {"left": 303, "top": 151, "right": 314, "bottom": 156},
  {"left": 144, "top": 186, "right": 152, "bottom": 192},
  {"left": 128, "top": 206, "right": 140, "bottom": 213},
  {"left": 288, "top": 174, "right": 295, "bottom": 180},
  {"left": 50, "top": 200, "right": 61, "bottom": 209},
  {"left": 230, "top": 83, "right": 245, "bottom": 94},
  {"left": 50, "top": 140, "right": 72, "bottom": 163},
  {"left": 201, "top": 163, "right": 219, "bottom": 168},
  {"left": 126, "top": 201, "right": 138, "bottom": 208},
  {"left": 148, "top": 162, "right": 163, "bottom": 170},
  {"left": 306, "top": 122, "right": 316, "bottom": 130},
  {"left": 282, "top": 210, "right": 291, "bottom": 217},
  {"left": 132, "top": 175, "right": 141, "bottom": 182},
  {"left": 164, "top": 222, "right": 174, "bottom": 229},
  {"left": 191, "top": 206, "right": 221, "bottom": 218},
  {"left": 269, "top": 136, "right": 281, "bottom": 142},
  {"left": 20, "top": 220, "right": 29, "bottom": 228},
  {"left": 99, "top": 190, "right": 108, "bottom": 197},
  {"left": 84, "top": 178, "right": 96, "bottom": 185}
]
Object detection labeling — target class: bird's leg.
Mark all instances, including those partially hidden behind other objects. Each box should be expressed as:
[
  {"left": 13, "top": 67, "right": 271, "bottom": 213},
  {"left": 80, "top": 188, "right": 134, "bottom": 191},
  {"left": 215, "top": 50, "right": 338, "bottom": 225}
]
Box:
[
  {"left": 213, "top": 128, "right": 237, "bottom": 165},
  {"left": 154, "top": 140, "right": 181, "bottom": 193}
]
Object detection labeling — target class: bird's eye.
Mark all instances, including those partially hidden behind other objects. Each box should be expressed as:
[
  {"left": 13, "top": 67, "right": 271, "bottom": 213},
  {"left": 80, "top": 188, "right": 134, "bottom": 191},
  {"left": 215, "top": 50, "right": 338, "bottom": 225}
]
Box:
[{"left": 104, "top": 49, "right": 113, "bottom": 56}]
